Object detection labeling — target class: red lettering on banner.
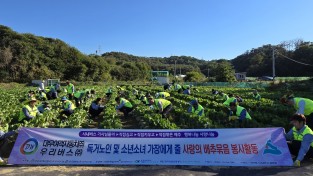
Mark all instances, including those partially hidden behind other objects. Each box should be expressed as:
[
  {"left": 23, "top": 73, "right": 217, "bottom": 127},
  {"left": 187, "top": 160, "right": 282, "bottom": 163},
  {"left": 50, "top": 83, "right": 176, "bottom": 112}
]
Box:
[
  {"left": 183, "top": 144, "right": 202, "bottom": 154},
  {"left": 231, "top": 144, "right": 259, "bottom": 154}
]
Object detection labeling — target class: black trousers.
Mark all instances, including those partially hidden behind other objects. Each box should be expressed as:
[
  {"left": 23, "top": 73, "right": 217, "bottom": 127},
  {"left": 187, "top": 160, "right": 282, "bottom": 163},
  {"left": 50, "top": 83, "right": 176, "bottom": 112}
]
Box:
[
  {"left": 68, "top": 93, "right": 73, "bottom": 100},
  {"left": 119, "top": 106, "right": 133, "bottom": 117},
  {"left": 60, "top": 109, "right": 74, "bottom": 117},
  {"left": 288, "top": 140, "right": 313, "bottom": 160},
  {"left": 89, "top": 107, "right": 104, "bottom": 119},
  {"left": 106, "top": 93, "right": 112, "bottom": 97},
  {"left": 74, "top": 97, "right": 82, "bottom": 107},
  {"left": 162, "top": 104, "right": 173, "bottom": 118}
]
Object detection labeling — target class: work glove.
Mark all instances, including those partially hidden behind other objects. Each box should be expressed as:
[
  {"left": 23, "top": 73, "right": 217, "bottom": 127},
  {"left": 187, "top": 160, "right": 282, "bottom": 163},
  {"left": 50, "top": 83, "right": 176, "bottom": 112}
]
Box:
[
  {"left": 293, "top": 160, "right": 300, "bottom": 167},
  {"left": 0, "top": 158, "right": 5, "bottom": 165}
]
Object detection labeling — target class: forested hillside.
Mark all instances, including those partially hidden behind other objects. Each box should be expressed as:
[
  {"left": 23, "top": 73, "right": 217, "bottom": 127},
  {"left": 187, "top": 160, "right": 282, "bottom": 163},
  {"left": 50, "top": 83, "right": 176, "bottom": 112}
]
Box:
[
  {"left": 231, "top": 41, "right": 313, "bottom": 77},
  {"left": 1, "top": 25, "right": 313, "bottom": 83}
]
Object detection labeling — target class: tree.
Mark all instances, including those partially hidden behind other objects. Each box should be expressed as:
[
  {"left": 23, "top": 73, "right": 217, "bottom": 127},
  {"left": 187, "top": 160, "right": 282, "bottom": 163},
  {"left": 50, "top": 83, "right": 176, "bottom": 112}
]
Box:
[
  {"left": 184, "top": 71, "right": 206, "bottom": 82},
  {"left": 215, "top": 61, "right": 236, "bottom": 82},
  {"left": 0, "top": 47, "right": 13, "bottom": 81}
]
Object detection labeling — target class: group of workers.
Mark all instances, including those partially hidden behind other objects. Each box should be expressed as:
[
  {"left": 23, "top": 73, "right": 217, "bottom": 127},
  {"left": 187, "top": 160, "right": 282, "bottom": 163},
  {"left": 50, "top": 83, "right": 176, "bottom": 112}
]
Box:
[
  {"left": 110, "top": 87, "right": 313, "bottom": 167},
  {"left": 4, "top": 82, "right": 313, "bottom": 167},
  {"left": 19, "top": 81, "right": 99, "bottom": 122}
]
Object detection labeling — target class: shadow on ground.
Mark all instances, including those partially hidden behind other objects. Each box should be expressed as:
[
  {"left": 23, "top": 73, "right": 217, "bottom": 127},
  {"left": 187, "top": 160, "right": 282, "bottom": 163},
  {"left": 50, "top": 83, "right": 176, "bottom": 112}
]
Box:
[{"left": 1, "top": 164, "right": 313, "bottom": 176}]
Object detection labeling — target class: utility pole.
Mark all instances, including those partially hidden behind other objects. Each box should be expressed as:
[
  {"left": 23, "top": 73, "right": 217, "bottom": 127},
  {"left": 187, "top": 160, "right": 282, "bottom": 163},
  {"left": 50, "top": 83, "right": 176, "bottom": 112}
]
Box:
[
  {"left": 272, "top": 47, "right": 275, "bottom": 81},
  {"left": 98, "top": 45, "right": 101, "bottom": 55},
  {"left": 207, "top": 68, "right": 210, "bottom": 78},
  {"left": 174, "top": 60, "right": 177, "bottom": 78}
]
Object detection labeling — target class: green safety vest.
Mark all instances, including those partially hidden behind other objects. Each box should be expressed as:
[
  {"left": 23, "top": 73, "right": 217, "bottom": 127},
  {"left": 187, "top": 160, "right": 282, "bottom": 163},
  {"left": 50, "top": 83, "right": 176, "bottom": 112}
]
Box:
[
  {"left": 175, "top": 84, "right": 181, "bottom": 90},
  {"left": 223, "top": 97, "right": 237, "bottom": 106},
  {"left": 106, "top": 88, "right": 112, "bottom": 94},
  {"left": 154, "top": 99, "right": 171, "bottom": 110},
  {"left": 66, "top": 83, "right": 74, "bottom": 94},
  {"left": 120, "top": 98, "right": 133, "bottom": 108},
  {"left": 191, "top": 104, "right": 204, "bottom": 117},
  {"left": 40, "top": 92, "right": 47, "bottom": 99},
  {"left": 253, "top": 93, "right": 261, "bottom": 101},
  {"left": 62, "top": 100, "right": 76, "bottom": 110},
  {"left": 50, "top": 85, "right": 55, "bottom": 92},
  {"left": 182, "top": 85, "right": 190, "bottom": 89},
  {"left": 292, "top": 126, "right": 313, "bottom": 147},
  {"left": 19, "top": 105, "right": 38, "bottom": 121},
  {"left": 294, "top": 98, "right": 313, "bottom": 116},
  {"left": 74, "top": 91, "right": 82, "bottom": 98},
  {"left": 141, "top": 96, "right": 150, "bottom": 105},
  {"left": 145, "top": 98, "right": 150, "bottom": 105},
  {"left": 220, "top": 93, "right": 229, "bottom": 101},
  {"left": 160, "top": 92, "right": 170, "bottom": 98},
  {"left": 235, "top": 106, "right": 251, "bottom": 120}
]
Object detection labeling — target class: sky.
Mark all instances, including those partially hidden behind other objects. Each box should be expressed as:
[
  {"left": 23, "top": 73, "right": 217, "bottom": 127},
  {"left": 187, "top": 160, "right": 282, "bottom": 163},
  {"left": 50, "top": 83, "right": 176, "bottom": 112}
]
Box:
[{"left": 1, "top": 0, "right": 313, "bottom": 60}]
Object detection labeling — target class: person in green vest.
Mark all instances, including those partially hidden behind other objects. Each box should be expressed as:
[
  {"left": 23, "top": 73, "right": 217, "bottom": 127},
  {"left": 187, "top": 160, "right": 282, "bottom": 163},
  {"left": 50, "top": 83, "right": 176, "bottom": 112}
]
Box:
[
  {"left": 105, "top": 87, "right": 113, "bottom": 98},
  {"left": 219, "top": 91, "right": 229, "bottom": 101},
  {"left": 187, "top": 99, "right": 204, "bottom": 117},
  {"left": 82, "top": 88, "right": 92, "bottom": 102},
  {"left": 155, "top": 92, "right": 170, "bottom": 99},
  {"left": 89, "top": 98, "right": 105, "bottom": 119},
  {"left": 19, "top": 98, "right": 42, "bottom": 122},
  {"left": 281, "top": 95, "right": 313, "bottom": 130},
  {"left": 50, "top": 84, "right": 58, "bottom": 99},
  {"left": 38, "top": 90, "right": 47, "bottom": 101},
  {"left": 212, "top": 89, "right": 219, "bottom": 95},
  {"left": 174, "top": 83, "right": 182, "bottom": 93},
  {"left": 115, "top": 97, "right": 133, "bottom": 117},
  {"left": 285, "top": 114, "right": 313, "bottom": 167},
  {"left": 148, "top": 97, "right": 173, "bottom": 118},
  {"left": 60, "top": 96, "right": 76, "bottom": 117},
  {"left": 183, "top": 87, "right": 191, "bottom": 95},
  {"left": 229, "top": 102, "right": 251, "bottom": 127},
  {"left": 20, "top": 90, "right": 35, "bottom": 104},
  {"left": 223, "top": 93, "right": 237, "bottom": 107},
  {"left": 65, "top": 80, "right": 75, "bottom": 100},
  {"left": 252, "top": 89, "right": 261, "bottom": 101},
  {"left": 182, "top": 84, "right": 190, "bottom": 91},
  {"left": 140, "top": 92, "right": 151, "bottom": 106},
  {"left": 37, "top": 101, "right": 51, "bottom": 113},
  {"left": 163, "top": 83, "right": 172, "bottom": 91},
  {"left": 116, "top": 86, "right": 126, "bottom": 96},
  {"left": 252, "top": 89, "right": 261, "bottom": 107},
  {"left": 73, "top": 88, "right": 85, "bottom": 107},
  {"left": 55, "top": 82, "right": 61, "bottom": 93}
]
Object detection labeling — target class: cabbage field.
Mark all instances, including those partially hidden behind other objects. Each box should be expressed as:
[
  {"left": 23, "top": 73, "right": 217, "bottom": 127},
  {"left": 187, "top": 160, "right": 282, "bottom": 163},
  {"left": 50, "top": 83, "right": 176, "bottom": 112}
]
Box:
[{"left": 0, "top": 83, "right": 306, "bottom": 133}]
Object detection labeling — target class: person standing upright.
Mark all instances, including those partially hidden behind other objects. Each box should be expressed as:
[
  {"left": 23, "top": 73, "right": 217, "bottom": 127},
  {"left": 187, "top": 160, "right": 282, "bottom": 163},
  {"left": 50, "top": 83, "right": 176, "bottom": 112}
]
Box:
[{"left": 66, "top": 80, "right": 75, "bottom": 100}]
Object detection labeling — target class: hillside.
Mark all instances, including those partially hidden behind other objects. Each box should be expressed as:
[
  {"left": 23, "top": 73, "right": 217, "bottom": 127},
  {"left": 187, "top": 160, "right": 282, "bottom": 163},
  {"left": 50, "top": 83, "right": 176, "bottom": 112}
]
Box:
[
  {"left": 1, "top": 25, "right": 313, "bottom": 83},
  {"left": 231, "top": 42, "right": 313, "bottom": 77}
]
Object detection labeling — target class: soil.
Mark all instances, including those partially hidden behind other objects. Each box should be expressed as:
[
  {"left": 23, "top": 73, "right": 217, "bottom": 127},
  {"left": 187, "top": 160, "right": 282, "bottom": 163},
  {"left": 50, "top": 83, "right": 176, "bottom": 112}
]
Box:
[{"left": 1, "top": 163, "right": 313, "bottom": 176}]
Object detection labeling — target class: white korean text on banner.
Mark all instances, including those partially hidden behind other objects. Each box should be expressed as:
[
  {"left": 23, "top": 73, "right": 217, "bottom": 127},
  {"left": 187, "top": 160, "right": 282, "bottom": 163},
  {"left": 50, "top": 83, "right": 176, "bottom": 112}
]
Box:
[{"left": 8, "top": 128, "right": 293, "bottom": 166}]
